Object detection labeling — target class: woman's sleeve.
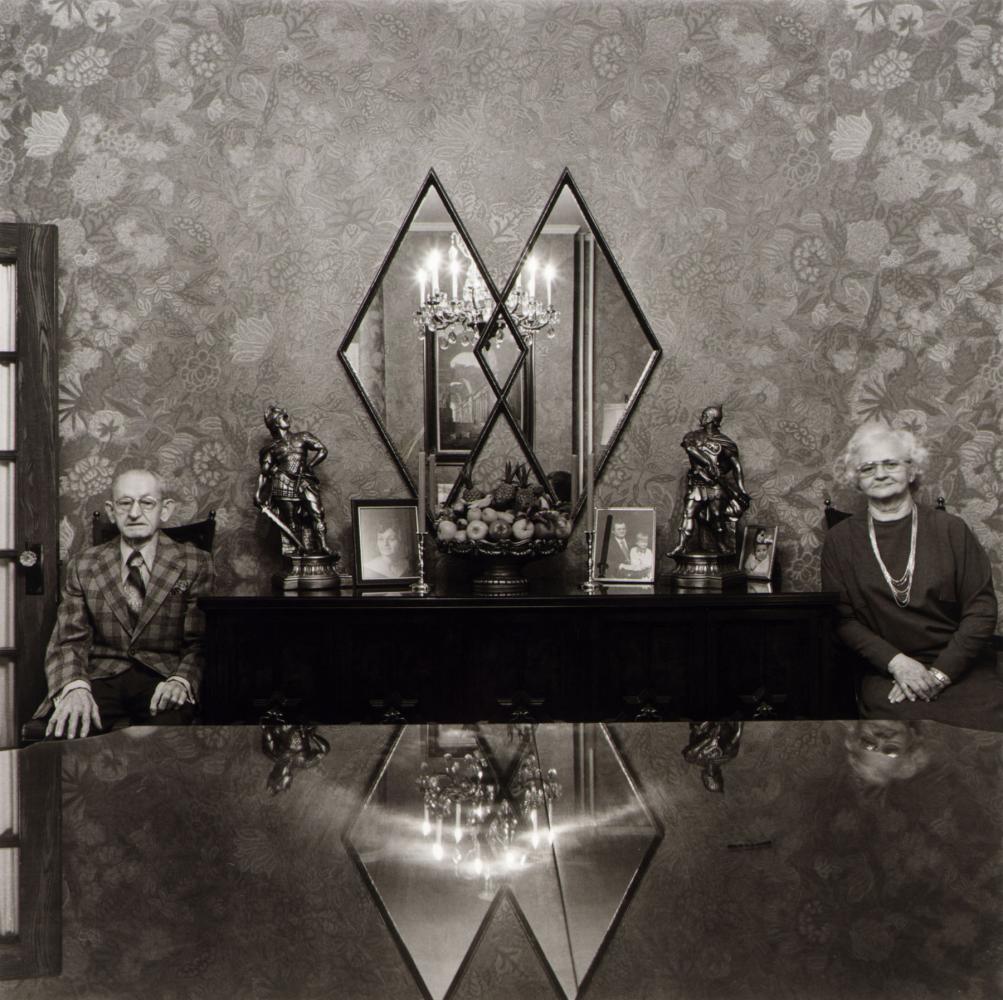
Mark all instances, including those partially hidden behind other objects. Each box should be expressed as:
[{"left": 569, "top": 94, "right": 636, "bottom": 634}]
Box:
[
  {"left": 931, "top": 520, "right": 998, "bottom": 680},
  {"left": 821, "top": 529, "right": 899, "bottom": 674}
]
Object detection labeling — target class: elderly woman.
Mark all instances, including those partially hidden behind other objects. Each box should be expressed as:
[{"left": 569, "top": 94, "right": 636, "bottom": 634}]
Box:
[{"left": 821, "top": 421, "right": 1003, "bottom": 731}]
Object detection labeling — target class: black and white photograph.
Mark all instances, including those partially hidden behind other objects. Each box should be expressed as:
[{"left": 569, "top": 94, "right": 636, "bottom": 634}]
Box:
[
  {"left": 351, "top": 499, "right": 419, "bottom": 587},
  {"left": 6, "top": 2, "right": 1003, "bottom": 998},
  {"left": 592, "top": 507, "right": 657, "bottom": 584},
  {"left": 739, "top": 524, "right": 779, "bottom": 581}
]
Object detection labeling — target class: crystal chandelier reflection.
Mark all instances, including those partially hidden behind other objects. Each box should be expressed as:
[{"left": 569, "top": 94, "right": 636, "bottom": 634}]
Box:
[
  {"left": 414, "top": 233, "right": 560, "bottom": 351},
  {"left": 417, "top": 745, "right": 561, "bottom": 883}
]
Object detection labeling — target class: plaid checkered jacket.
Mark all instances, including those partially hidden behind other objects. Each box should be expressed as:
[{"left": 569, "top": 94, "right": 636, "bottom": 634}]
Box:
[{"left": 34, "top": 533, "right": 214, "bottom": 717}]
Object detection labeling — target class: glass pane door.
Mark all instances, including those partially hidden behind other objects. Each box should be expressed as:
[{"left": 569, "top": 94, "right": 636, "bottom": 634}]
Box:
[{"left": 0, "top": 263, "right": 13, "bottom": 747}]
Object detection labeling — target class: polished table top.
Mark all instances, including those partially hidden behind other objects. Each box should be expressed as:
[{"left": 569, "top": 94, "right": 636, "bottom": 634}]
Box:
[{"left": 3, "top": 720, "right": 1000, "bottom": 999}]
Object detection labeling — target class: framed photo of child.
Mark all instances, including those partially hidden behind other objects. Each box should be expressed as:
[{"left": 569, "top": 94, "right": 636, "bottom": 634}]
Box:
[
  {"left": 592, "top": 507, "right": 657, "bottom": 584},
  {"left": 739, "top": 524, "right": 778, "bottom": 581}
]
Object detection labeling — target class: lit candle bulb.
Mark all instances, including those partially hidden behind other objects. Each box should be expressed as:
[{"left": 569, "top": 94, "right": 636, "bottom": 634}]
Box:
[
  {"left": 428, "top": 250, "right": 440, "bottom": 294},
  {"left": 422, "top": 803, "right": 431, "bottom": 837},
  {"left": 530, "top": 807, "right": 539, "bottom": 849},
  {"left": 417, "top": 268, "right": 426, "bottom": 306},
  {"left": 544, "top": 264, "right": 555, "bottom": 307},
  {"left": 433, "top": 816, "right": 443, "bottom": 861},
  {"left": 450, "top": 259, "right": 460, "bottom": 302}
]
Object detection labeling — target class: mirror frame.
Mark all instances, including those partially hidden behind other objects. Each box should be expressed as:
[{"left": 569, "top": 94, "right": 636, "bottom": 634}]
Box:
[
  {"left": 338, "top": 170, "right": 503, "bottom": 515},
  {"left": 338, "top": 168, "right": 662, "bottom": 528},
  {"left": 461, "top": 168, "right": 662, "bottom": 525}
]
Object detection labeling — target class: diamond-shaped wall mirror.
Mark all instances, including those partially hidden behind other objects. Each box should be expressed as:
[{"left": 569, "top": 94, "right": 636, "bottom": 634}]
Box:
[
  {"left": 344, "top": 723, "right": 662, "bottom": 999},
  {"left": 479, "top": 172, "right": 662, "bottom": 524},
  {"left": 339, "top": 174, "right": 509, "bottom": 502},
  {"left": 339, "top": 170, "right": 660, "bottom": 525}
]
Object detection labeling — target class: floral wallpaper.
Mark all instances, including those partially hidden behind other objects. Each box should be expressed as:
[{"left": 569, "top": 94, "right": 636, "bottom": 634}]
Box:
[{"left": 0, "top": 0, "right": 1001, "bottom": 594}]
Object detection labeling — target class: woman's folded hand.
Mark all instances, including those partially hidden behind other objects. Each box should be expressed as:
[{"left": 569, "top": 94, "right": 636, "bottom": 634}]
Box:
[{"left": 888, "top": 653, "right": 941, "bottom": 702}]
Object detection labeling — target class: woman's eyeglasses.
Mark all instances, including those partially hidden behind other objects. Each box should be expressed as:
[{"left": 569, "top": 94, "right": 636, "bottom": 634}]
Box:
[
  {"left": 113, "top": 497, "right": 160, "bottom": 513},
  {"left": 856, "top": 459, "right": 911, "bottom": 478},
  {"left": 860, "top": 737, "right": 902, "bottom": 757}
]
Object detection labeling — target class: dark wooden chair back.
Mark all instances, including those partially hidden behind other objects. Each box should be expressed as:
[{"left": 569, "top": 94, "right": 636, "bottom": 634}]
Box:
[
  {"left": 823, "top": 495, "right": 945, "bottom": 529},
  {"left": 91, "top": 509, "right": 217, "bottom": 551}
]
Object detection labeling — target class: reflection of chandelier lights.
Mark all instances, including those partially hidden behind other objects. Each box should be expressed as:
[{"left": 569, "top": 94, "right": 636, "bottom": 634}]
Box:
[
  {"left": 417, "top": 747, "right": 561, "bottom": 884},
  {"left": 413, "top": 233, "right": 560, "bottom": 351}
]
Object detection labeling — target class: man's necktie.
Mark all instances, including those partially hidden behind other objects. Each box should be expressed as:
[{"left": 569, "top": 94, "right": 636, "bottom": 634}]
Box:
[{"left": 124, "top": 550, "right": 146, "bottom": 626}]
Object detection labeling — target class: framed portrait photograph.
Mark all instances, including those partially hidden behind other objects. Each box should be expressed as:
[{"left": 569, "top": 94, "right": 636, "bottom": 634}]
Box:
[
  {"left": 351, "top": 499, "right": 420, "bottom": 587},
  {"left": 592, "top": 507, "right": 657, "bottom": 584},
  {"left": 426, "top": 329, "right": 528, "bottom": 459},
  {"left": 739, "top": 524, "right": 778, "bottom": 581}
]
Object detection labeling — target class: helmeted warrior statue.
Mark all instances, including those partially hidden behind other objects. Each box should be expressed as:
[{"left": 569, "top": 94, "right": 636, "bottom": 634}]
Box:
[
  {"left": 255, "top": 405, "right": 339, "bottom": 590},
  {"left": 669, "top": 405, "right": 751, "bottom": 590}
]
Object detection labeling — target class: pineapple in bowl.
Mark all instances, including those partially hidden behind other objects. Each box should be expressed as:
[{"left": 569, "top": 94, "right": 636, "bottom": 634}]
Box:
[{"left": 434, "top": 462, "right": 572, "bottom": 594}]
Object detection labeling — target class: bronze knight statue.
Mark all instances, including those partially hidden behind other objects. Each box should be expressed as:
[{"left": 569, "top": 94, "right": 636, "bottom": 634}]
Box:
[
  {"left": 669, "top": 405, "right": 751, "bottom": 589},
  {"left": 255, "top": 405, "right": 339, "bottom": 590}
]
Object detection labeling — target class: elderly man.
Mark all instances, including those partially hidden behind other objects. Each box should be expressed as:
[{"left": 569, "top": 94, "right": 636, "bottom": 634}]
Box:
[{"left": 35, "top": 468, "right": 214, "bottom": 739}]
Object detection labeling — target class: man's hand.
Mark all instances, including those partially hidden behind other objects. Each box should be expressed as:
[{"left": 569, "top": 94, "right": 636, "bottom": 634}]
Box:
[
  {"left": 46, "top": 688, "right": 101, "bottom": 739},
  {"left": 150, "top": 678, "right": 190, "bottom": 716},
  {"left": 888, "top": 653, "right": 940, "bottom": 702}
]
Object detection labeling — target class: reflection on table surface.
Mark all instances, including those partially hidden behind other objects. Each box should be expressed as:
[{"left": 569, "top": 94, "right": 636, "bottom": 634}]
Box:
[
  {"left": 347, "top": 724, "right": 659, "bottom": 999},
  {"left": 3, "top": 720, "right": 1002, "bottom": 1000}
]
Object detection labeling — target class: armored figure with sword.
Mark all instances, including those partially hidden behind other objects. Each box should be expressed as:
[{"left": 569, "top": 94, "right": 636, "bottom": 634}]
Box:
[
  {"left": 255, "top": 405, "right": 339, "bottom": 589},
  {"left": 669, "top": 405, "right": 751, "bottom": 590}
]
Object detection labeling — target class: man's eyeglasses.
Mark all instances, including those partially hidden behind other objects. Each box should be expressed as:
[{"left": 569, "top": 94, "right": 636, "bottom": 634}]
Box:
[
  {"left": 113, "top": 497, "right": 160, "bottom": 513},
  {"left": 856, "top": 459, "right": 910, "bottom": 478}
]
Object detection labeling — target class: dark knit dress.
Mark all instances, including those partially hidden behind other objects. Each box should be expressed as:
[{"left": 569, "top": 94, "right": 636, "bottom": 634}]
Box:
[{"left": 821, "top": 503, "right": 1003, "bottom": 731}]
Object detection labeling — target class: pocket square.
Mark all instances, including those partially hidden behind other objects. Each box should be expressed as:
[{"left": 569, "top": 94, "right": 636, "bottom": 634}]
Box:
[{"left": 170, "top": 580, "right": 191, "bottom": 595}]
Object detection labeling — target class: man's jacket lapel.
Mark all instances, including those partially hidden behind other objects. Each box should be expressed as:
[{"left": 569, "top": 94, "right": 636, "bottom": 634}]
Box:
[
  {"left": 94, "top": 540, "right": 133, "bottom": 634},
  {"left": 133, "top": 534, "right": 184, "bottom": 638}
]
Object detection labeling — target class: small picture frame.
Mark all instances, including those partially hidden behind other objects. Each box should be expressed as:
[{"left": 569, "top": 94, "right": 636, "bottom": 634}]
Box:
[
  {"left": 739, "top": 524, "right": 778, "bottom": 581},
  {"left": 351, "top": 499, "right": 420, "bottom": 587},
  {"left": 592, "top": 507, "right": 657, "bottom": 584}
]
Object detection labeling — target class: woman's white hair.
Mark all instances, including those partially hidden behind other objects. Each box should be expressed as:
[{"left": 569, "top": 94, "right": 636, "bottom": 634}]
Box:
[{"left": 835, "top": 421, "right": 929, "bottom": 489}]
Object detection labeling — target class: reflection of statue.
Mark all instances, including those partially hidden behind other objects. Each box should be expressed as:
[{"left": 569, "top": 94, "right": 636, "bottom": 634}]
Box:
[
  {"left": 261, "top": 708, "right": 330, "bottom": 794},
  {"left": 682, "top": 720, "right": 743, "bottom": 793},
  {"left": 670, "top": 405, "right": 751, "bottom": 557},
  {"left": 255, "top": 405, "right": 332, "bottom": 556}
]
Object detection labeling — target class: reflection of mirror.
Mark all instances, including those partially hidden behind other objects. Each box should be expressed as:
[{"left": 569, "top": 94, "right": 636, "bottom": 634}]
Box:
[
  {"left": 339, "top": 170, "right": 660, "bottom": 522},
  {"left": 345, "top": 723, "right": 661, "bottom": 1000}
]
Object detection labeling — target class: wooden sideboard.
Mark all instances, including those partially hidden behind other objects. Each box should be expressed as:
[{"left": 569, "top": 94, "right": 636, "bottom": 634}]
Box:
[{"left": 199, "top": 585, "right": 848, "bottom": 724}]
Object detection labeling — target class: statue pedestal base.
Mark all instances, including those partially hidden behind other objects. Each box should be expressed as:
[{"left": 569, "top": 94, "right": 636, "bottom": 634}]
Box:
[
  {"left": 668, "top": 553, "right": 745, "bottom": 592},
  {"left": 274, "top": 553, "right": 341, "bottom": 592}
]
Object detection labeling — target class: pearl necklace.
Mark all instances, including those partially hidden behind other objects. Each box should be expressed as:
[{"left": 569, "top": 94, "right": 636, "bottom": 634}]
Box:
[{"left": 867, "top": 506, "right": 917, "bottom": 608}]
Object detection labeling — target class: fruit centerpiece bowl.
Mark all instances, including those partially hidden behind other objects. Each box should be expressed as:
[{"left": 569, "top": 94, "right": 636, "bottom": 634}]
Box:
[{"left": 434, "top": 462, "right": 572, "bottom": 595}]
